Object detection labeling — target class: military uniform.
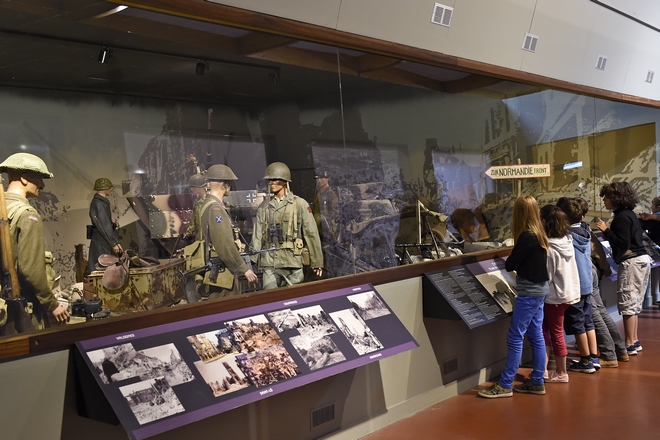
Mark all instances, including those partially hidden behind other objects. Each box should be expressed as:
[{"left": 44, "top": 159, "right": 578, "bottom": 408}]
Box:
[
  {"left": 185, "top": 194, "right": 207, "bottom": 240},
  {"left": 6, "top": 193, "right": 59, "bottom": 325},
  {"left": 88, "top": 193, "right": 120, "bottom": 272},
  {"left": 313, "top": 185, "right": 339, "bottom": 243},
  {"left": 252, "top": 191, "right": 323, "bottom": 289},
  {"left": 200, "top": 194, "right": 250, "bottom": 298}
]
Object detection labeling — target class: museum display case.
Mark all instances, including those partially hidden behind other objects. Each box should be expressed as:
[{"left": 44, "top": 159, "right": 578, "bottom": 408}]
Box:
[{"left": 0, "top": 0, "right": 659, "bottom": 355}]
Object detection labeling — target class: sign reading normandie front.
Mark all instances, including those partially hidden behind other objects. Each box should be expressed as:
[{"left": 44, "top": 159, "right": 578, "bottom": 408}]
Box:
[{"left": 484, "top": 163, "right": 551, "bottom": 180}]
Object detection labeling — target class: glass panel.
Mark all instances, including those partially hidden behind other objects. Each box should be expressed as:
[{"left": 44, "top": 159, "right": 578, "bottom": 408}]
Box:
[{"left": 1, "top": 3, "right": 660, "bottom": 340}]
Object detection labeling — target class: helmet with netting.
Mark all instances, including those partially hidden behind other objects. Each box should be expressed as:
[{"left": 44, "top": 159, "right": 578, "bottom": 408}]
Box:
[
  {"left": 93, "top": 178, "right": 114, "bottom": 191},
  {"left": 0, "top": 153, "right": 53, "bottom": 178}
]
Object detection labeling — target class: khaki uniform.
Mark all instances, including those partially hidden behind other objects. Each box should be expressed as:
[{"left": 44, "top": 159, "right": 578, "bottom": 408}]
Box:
[
  {"left": 313, "top": 185, "right": 339, "bottom": 243},
  {"left": 252, "top": 191, "right": 323, "bottom": 289},
  {"left": 6, "top": 193, "right": 59, "bottom": 326},
  {"left": 200, "top": 194, "right": 250, "bottom": 298},
  {"left": 185, "top": 195, "right": 207, "bottom": 239}
]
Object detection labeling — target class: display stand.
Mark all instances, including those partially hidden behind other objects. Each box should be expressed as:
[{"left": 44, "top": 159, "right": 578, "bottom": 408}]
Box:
[
  {"left": 423, "top": 257, "right": 514, "bottom": 329},
  {"left": 75, "top": 284, "right": 417, "bottom": 440}
]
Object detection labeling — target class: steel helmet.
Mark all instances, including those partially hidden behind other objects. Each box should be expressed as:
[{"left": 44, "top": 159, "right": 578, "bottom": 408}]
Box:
[
  {"left": 204, "top": 164, "right": 238, "bottom": 181},
  {"left": 188, "top": 173, "right": 206, "bottom": 188},
  {"left": 93, "top": 178, "right": 114, "bottom": 191},
  {"left": 263, "top": 162, "right": 291, "bottom": 182},
  {"left": 0, "top": 153, "right": 53, "bottom": 178}
]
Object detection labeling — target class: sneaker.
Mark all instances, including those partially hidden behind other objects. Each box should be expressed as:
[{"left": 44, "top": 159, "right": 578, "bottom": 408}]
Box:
[
  {"left": 513, "top": 380, "right": 546, "bottom": 395},
  {"left": 617, "top": 351, "right": 630, "bottom": 362},
  {"left": 592, "top": 358, "right": 601, "bottom": 370},
  {"left": 568, "top": 360, "right": 596, "bottom": 373},
  {"left": 634, "top": 340, "right": 643, "bottom": 352},
  {"left": 478, "top": 383, "right": 513, "bottom": 399},
  {"left": 626, "top": 345, "right": 638, "bottom": 355},
  {"left": 545, "top": 371, "right": 569, "bottom": 383},
  {"left": 600, "top": 359, "right": 619, "bottom": 368}
]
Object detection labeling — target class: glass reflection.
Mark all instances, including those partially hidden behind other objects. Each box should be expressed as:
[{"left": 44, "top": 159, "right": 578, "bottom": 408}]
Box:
[{"left": 0, "top": 9, "right": 659, "bottom": 340}]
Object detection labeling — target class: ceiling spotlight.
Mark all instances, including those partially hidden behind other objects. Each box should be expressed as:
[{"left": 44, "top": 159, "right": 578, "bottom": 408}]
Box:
[
  {"left": 195, "top": 61, "right": 208, "bottom": 76},
  {"left": 98, "top": 47, "right": 113, "bottom": 64}
]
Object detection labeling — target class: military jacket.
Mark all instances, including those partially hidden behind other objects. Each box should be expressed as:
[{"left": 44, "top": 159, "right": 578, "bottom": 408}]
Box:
[
  {"left": 200, "top": 194, "right": 250, "bottom": 276},
  {"left": 313, "top": 185, "right": 339, "bottom": 242},
  {"left": 252, "top": 191, "right": 323, "bottom": 269},
  {"left": 5, "top": 193, "right": 59, "bottom": 314},
  {"left": 185, "top": 194, "right": 206, "bottom": 239},
  {"left": 88, "top": 193, "right": 119, "bottom": 272}
]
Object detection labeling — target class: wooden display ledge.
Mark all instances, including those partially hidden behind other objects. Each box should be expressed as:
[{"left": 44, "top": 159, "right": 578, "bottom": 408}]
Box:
[{"left": 0, "top": 247, "right": 512, "bottom": 363}]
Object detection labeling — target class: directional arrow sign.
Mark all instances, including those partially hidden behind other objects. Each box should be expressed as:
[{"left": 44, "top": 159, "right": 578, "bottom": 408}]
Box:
[{"left": 484, "top": 163, "right": 551, "bottom": 180}]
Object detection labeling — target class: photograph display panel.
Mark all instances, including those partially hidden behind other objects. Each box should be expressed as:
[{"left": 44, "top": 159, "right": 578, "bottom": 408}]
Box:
[
  {"left": 423, "top": 257, "right": 511, "bottom": 328},
  {"left": 76, "top": 284, "right": 418, "bottom": 440}
]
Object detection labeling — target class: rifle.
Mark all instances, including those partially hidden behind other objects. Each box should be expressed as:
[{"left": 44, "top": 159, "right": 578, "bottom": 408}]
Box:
[
  {"left": 0, "top": 176, "right": 35, "bottom": 334},
  {"left": 180, "top": 247, "right": 276, "bottom": 281}
]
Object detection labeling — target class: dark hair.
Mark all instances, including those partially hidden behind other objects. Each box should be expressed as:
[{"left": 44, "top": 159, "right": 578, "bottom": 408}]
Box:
[
  {"left": 557, "top": 198, "right": 583, "bottom": 224},
  {"left": 540, "top": 204, "right": 571, "bottom": 238},
  {"left": 599, "top": 182, "right": 638, "bottom": 210},
  {"left": 574, "top": 197, "right": 589, "bottom": 217},
  {"left": 652, "top": 197, "right": 660, "bottom": 212}
]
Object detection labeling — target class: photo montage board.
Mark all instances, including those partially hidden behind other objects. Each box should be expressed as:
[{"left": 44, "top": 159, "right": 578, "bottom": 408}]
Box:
[
  {"left": 76, "top": 284, "right": 418, "bottom": 440},
  {"left": 423, "top": 257, "right": 513, "bottom": 329}
]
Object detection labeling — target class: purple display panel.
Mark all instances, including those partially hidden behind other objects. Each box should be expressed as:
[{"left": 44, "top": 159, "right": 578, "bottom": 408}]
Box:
[{"left": 76, "top": 284, "right": 418, "bottom": 440}]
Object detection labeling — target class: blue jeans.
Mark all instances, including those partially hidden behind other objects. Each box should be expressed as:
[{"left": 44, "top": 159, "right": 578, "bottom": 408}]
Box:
[{"left": 499, "top": 285, "right": 548, "bottom": 388}]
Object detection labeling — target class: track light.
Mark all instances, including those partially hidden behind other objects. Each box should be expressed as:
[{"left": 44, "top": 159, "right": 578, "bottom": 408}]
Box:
[
  {"left": 98, "top": 47, "right": 113, "bottom": 64},
  {"left": 195, "top": 61, "right": 208, "bottom": 76}
]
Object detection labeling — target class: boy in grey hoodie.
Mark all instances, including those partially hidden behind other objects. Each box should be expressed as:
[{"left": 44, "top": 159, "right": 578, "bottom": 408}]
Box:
[{"left": 557, "top": 198, "right": 598, "bottom": 373}]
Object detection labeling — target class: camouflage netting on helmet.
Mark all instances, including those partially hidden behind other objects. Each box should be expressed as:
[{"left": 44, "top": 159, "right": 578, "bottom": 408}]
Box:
[
  {"left": 93, "top": 178, "right": 114, "bottom": 191},
  {"left": 0, "top": 152, "right": 54, "bottom": 178}
]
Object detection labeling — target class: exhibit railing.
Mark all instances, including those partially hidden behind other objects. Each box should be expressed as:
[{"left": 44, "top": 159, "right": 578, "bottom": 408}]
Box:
[{"left": 0, "top": 247, "right": 512, "bottom": 362}]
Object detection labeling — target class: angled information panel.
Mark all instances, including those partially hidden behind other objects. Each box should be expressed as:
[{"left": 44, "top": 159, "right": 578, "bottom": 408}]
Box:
[
  {"left": 423, "top": 258, "right": 514, "bottom": 328},
  {"left": 76, "top": 284, "right": 418, "bottom": 440}
]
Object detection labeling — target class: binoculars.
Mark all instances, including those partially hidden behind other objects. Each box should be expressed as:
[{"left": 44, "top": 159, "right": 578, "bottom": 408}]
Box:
[{"left": 268, "top": 223, "right": 284, "bottom": 244}]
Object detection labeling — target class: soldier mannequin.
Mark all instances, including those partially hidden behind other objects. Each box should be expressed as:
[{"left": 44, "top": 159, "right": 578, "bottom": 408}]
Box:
[
  {"left": 0, "top": 153, "right": 70, "bottom": 327},
  {"left": 198, "top": 164, "right": 257, "bottom": 299},
  {"left": 88, "top": 178, "right": 123, "bottom": 274},
  {"left": 313, "top": 169, "right": 339, "bottom": 244},
  {"left": 184, "top": 173, "right": 207, "bottom": 240},
  {"left": 252, "top": 162, "right": 323, "bottom": 290}
]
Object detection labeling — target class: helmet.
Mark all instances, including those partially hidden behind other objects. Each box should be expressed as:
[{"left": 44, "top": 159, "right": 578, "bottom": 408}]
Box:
[
  {"left": 188, "top": 173, "right": 206, "bottom": 188},
  {"left": 93, "top": 178, "right": 114, "bottom": 191},
  {"left": 315, "top": 169, "right": 330, "bottom": 179},
  {"left": 0, "top": 153, "right": 53, "bottom": 178},
  {"left": 263, "top": 162, "right": 291, "bottom": 182},
  {"left": 204, "top": 164, "right": 238, "bottom": 181}
]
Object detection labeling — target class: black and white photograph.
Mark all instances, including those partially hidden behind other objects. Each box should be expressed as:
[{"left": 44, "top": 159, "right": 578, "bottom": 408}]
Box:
[
  {"left": 290, "top": 334, "right": 346, "bottom": 370},
  {"left": 347, "top": 291, "right": 391, "bottom": 320},
  {"left": 193, "top": 355, "right": 251, "bottom": 397},
  {"left": 224, "top": 314, "right": 283, "bottom": 353},
  {"left": 330, "top": 309, "right": 384, "bottom": 355},
  {"left": 236, "top": 345, "right": 301, "bottom": 388},
  {"left": 136, "top": 344, "right": 195, "bottom": 386},
  {"left": 291, "top": 305, "right": 338, "bottom": 338},
  {"left": 472, "top": 269, "right": 517, "bottom": 314},
  {"left": 187, "top": 328, "right": 240, "bottom": 363},
  {"left": 88, "top": 343, "right": 140, "bottom": 384},
  {"left": 267, "top": 309, "right": 301, "bottom": 332},
  {"left": 119, "top": 377, "right": 185, "bottom": 425}
]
